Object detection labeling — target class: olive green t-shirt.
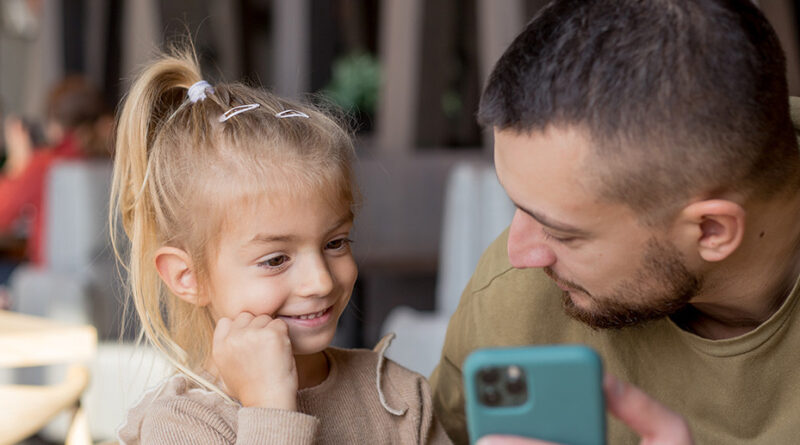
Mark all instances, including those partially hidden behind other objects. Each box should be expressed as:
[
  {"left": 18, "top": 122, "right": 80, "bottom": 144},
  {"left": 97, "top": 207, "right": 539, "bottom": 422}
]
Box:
[{"left": 430, "top": 229, "right": 800, "bottom": 444}]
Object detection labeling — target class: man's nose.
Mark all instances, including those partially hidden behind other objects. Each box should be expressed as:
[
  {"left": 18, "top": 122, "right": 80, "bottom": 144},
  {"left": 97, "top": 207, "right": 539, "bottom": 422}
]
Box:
[{"left": 507, "top": 209, "right": 557, "bottom": 269}]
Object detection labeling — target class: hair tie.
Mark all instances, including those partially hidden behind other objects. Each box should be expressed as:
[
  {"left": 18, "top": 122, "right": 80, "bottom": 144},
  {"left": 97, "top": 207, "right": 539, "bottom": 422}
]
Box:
[
  {"left": 219, "top": 103, "right": 261, "bottom": 122},
  {"left": 275, "top": 109, "right": 310, "bottom": 119},
  {"left": 187, "top": 80, "right": 213, "bottom": 103}
]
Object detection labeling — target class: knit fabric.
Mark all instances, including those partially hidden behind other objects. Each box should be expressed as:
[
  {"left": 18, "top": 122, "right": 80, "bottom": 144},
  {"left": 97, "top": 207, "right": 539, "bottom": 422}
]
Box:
[{"left": 119, "top": 346, "right": 452, "bottom": 444}]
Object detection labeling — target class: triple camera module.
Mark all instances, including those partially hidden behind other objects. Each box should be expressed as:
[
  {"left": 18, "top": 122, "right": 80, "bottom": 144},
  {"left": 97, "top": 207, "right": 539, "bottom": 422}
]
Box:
[{"left": 476, "top": 365, "right": 528, "bottom": 407}]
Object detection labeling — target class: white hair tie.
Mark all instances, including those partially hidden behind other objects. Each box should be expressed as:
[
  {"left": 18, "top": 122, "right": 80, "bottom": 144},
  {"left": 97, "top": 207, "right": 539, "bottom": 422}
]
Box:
[
  {"left": 219, "top": 103, "right": 261, "bottom": 122},
  {"left": 187, "top": 80, "right": 213, "bottom": 103},
  {"left": 275, "top": 109, "right": 310, "bottom": 119}
]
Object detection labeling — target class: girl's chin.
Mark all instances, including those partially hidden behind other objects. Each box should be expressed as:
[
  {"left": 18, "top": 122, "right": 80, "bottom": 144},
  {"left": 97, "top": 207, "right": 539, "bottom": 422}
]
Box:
[
  {"left": 292, "top": 346, "right": 327, "bottom": 356},
  {"left": 289, "top": 332, "right": 336, "bottom": 356}
]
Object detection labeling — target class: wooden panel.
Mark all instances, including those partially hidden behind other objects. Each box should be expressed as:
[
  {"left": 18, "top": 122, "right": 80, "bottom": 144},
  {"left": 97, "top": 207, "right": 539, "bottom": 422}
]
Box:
[
  {"left": 759, "top": 0, "right": 800, "bottom": 96},
  {"left": 476, "top": 0, "right": 524, "bottom": 85},
  {"left": 376, "top": 0, "right": 423, "bottom": 155},
  {"left": 273, "top": 0, "right": 310, "bottom": 98}
]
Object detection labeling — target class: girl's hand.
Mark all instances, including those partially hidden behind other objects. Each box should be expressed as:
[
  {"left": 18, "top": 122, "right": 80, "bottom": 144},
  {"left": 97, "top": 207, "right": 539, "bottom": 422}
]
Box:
[{"left": 212, "top": 312, "right": 298, "bottom": 411}]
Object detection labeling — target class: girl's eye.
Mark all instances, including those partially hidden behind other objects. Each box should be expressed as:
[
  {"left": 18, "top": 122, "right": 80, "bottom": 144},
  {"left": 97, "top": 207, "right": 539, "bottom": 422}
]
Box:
[
  {"left": 326, "top": 237, "right": 353, "bottom": 251},
  {"left": 258, "top": 254, "right": 290, "bottom": 269}
]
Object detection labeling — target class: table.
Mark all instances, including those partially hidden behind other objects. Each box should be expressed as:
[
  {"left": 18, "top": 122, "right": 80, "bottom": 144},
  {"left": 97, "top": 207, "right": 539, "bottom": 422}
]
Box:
[{"left": 0, "top": 310, "right": 97, "bottom": 445}]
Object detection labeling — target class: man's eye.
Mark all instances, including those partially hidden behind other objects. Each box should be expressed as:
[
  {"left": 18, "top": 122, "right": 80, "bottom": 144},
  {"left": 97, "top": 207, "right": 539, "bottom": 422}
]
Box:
[
  {"left": 258, "top": 255, "right": 289, "bottom": 268},
  {"left": 326, "top": 238, "right": 353, "bottom": 250},
  {"left": 543, "top": 231, "right": 575, "bottom": 244}
]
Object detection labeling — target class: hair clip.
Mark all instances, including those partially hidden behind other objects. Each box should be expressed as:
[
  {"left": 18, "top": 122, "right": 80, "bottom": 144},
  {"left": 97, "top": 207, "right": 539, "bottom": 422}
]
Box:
[
  {"left": 187, "top": 80, "right": 213, "bottom": 103},
  {"left": 219, "top": 103, "right": 261, "bottom": 122},
  {"left": 275, "top": 109, "right": 310, "bottom": 119}
]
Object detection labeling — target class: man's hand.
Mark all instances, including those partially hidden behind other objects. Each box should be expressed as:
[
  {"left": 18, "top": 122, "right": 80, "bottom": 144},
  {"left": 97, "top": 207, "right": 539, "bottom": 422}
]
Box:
[
  {"left": 212, "top": 312, "right": 298, "bottom": 411},
  {"left": 476, "top": 374, "right": 693, "bottom": 445}
]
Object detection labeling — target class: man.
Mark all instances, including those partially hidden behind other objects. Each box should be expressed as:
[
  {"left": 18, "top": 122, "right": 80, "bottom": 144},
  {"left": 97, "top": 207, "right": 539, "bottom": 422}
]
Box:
[{"left": 430, "top": 0, "right": 800, "bottom": 443}]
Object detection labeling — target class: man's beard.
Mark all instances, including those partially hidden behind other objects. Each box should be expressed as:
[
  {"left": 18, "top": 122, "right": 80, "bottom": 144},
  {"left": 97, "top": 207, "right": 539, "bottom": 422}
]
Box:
[{"left": 548, "top": 238, "right": 701, "bottom": 329}]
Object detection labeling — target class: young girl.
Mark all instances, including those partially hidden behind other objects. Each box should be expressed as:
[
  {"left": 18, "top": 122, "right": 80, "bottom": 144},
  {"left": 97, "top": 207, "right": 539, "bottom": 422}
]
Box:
[{"left": 113, "top": 50, "right": 451, "bottom": 444}]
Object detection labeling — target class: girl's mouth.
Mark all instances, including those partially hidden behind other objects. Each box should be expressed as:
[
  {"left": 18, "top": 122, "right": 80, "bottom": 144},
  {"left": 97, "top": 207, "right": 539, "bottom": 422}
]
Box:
[{"left": 279, "top": 305, "right": 335, "bottom": 327}]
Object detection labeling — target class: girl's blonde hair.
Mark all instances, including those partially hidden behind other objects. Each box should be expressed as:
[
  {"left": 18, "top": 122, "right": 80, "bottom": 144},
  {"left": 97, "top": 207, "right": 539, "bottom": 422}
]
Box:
[{"left": 110, "top": 48, "right": 356, "bottom": 397}]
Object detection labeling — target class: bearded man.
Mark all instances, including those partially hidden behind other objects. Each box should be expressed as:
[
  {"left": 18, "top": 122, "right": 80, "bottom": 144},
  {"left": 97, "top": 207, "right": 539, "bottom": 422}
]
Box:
[{"left": 431, "top": 0, "right": 800, "bottom": 443}]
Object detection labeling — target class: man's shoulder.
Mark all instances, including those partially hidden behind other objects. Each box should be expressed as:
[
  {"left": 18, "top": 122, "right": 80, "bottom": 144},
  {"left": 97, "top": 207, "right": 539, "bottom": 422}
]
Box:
[
  {"left": 465, "top": 228, "right": 515, "bottom": 292},
  {"left": 462, "top": 228, "right": 562, "bottom": 311},
  {"left": 441, "top": 230, "right": 570, "bottom": 366}
]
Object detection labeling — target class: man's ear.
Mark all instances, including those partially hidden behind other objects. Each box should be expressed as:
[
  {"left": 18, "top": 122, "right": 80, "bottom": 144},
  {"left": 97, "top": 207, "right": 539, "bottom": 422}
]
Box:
[
  {"left": 676, "top": 199, "right": 746, "bottom": 262},
  {"left": 154, "top": 246, "right": 209, "bottom": 306}
]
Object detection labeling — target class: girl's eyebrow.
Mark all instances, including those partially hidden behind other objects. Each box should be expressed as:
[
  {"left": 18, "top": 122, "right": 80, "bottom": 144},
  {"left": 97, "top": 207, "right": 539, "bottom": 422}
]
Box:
[
  {"left": 249, "top": 234, "right": 297, "bottom": 244},
  {"left": 326, "top": 216, "right": 353, "bottom": 233},
  {"left": 247, "top": 216, "right": 353, "bottom": 245}
]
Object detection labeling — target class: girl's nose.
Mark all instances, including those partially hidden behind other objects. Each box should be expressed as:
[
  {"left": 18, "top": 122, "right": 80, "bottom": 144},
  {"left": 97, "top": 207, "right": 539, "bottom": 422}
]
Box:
[
  {"left": 507, "top": 209, "right": 557, "bottom": 269},
  {"left": 296, "top": 255, "right": 335, "bottom": 298}
]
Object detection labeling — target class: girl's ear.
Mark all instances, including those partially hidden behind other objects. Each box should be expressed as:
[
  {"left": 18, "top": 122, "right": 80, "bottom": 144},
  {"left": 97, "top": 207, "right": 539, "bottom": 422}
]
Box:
[
  {"left": 154, "top": 246, "right": 209, "bottom": 306},
  {"left": 675, "top": 199, "right": 746, "bottom": 263}
]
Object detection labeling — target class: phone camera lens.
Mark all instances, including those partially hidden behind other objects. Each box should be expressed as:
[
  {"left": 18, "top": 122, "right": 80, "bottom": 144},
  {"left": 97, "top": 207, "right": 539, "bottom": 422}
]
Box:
[
  {"left": 480, "top": 386, "right": 501, "bottom": 406},
  {"left": 505, "top": 366, "right": 526, "bottom": 394},
  {"left": 479, "top": 368, "right": 500, "bottom": 384}
]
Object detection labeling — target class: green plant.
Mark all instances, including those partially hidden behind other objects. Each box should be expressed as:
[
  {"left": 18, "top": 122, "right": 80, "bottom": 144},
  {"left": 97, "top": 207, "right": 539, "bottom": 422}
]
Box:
[{"left": 323, "top": 52, "right": 381, "bottom": 117}]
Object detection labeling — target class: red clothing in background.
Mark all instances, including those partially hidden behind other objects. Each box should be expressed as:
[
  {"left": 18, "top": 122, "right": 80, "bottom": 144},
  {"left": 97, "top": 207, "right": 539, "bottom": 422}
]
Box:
[{"left": 0, "top": 135, "right": 83, "bottom": 265}]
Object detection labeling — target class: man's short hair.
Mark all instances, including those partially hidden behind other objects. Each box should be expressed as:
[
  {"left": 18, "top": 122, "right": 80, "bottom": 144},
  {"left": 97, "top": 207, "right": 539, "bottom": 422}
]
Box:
[{"left": 479, "top": 0, "right": 800, "bottom": 219}]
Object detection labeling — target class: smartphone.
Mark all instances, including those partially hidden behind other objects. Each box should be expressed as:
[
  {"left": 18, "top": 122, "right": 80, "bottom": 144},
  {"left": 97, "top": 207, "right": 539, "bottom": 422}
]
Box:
[{"left": 463, "top": 345, "right": 606, "bottom": 445}]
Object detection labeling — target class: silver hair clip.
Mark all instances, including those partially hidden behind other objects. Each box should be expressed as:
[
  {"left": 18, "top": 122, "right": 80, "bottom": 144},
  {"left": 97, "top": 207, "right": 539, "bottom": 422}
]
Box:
[
  {"left": 187, "top": 80, "right": 213, "bottom": 103},
  {"left": 275, "top": 109, "right": 310, "bottom": 119},
  {"left": 219, "top": 103, "right": 261, "bottom": 122}
]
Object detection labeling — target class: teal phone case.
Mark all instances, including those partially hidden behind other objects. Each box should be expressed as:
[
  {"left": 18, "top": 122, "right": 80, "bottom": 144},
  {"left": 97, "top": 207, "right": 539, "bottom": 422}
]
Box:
[{"left": 463, "top": 345, "right": 606, "bottom": 445}]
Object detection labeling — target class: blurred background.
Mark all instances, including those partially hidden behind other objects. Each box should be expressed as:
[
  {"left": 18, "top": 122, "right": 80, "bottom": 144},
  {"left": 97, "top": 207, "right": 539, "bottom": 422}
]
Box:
[{"left": 1, "top": 0, "right": 799, "bottom": 443}]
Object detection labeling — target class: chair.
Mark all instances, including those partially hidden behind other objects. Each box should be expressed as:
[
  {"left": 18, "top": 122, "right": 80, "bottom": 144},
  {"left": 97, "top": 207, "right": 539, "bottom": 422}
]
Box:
[
  {"left": 5, "top": 159, "right": 145, "bottom": 442},
  {"left": 380, "top": 161, "right": 514, "bottom": 376},
  {"left": 0, "top": 310, "right": 97, "bottom": 445},
  {"left": 11, "top": 159, "right": 120, "bottom": 337}
]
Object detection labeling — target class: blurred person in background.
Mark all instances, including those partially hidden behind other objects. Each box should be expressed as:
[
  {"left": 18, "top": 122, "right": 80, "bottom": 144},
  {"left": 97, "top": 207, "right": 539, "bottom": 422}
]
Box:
[{"left": 0, "top": 76, "right": 111, "bottom": 308}]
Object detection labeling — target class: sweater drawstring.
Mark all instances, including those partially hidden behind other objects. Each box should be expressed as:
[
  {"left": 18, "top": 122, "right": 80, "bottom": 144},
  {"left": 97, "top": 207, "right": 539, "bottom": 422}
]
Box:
[{"left": 374, "top": 332, "right": 407, "bottom": 416}]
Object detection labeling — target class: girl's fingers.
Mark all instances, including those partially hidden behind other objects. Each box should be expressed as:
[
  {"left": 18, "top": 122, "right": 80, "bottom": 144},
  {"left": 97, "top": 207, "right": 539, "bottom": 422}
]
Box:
[
  {"left": 267, "top": 317, "right": 289, "bottom": 334},
  {"left": 250, "top": 314, "right": 273, "bottom": 329},
  {"left": 232, "top": 311, "right": 255, "bottom": 328},
  {"left": 213, "top": 317, "right": 232, "bottom": 343}
]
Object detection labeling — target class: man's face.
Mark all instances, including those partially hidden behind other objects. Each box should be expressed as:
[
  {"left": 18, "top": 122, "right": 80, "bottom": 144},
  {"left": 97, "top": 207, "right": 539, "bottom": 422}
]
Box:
[{"left": 494, "top": 126, "right": 701, "bottom": 329}]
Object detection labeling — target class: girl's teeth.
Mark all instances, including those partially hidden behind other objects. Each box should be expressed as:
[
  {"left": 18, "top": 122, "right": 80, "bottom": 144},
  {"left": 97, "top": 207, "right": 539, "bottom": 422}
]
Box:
[{"left": 297, "top": 310, "right": 325, "bottom": 320}]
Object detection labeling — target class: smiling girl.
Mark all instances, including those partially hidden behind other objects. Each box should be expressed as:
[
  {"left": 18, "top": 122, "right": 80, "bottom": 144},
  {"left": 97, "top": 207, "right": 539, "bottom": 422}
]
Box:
[{"left": 113, "top": 49, "right": 450, "bottom": 444}]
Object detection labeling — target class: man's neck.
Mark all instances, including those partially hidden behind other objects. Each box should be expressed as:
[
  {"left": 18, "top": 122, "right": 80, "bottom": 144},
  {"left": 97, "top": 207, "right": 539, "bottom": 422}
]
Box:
[
  {"left": 674, "top": 294, "right": 791, "bottom": 340},
  {"left": 676, "top": 192, "right": 800, "bottom": 340}
]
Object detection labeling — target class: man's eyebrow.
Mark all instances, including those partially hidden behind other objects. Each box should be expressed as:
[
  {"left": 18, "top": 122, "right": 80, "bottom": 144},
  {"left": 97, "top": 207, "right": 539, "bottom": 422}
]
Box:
[{"left": 514, "top": 202, "right": 590, "bottom": 236}]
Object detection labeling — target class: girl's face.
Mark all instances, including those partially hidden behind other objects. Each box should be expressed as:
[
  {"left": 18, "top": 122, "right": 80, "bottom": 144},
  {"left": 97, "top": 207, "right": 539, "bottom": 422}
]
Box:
[{"left": 205, "top": 189, "right": 357, "bottom": 355}]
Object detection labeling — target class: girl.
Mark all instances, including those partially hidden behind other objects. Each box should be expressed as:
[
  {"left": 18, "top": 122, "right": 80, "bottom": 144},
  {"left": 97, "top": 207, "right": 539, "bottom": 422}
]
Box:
[{"left": 113, "top": 49, "right": 451, "bottom": 444}]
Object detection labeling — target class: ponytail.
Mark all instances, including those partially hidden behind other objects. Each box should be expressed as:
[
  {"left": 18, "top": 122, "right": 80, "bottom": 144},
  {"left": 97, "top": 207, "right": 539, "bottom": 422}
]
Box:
[{"left": 110, "top": 49, "right": 232, "bottom": 401}]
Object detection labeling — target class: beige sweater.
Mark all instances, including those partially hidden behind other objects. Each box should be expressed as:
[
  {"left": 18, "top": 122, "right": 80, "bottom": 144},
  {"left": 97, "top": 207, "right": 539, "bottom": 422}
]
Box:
[{"left": 119, "top": 344, "right": 452, "bottom": 444}]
